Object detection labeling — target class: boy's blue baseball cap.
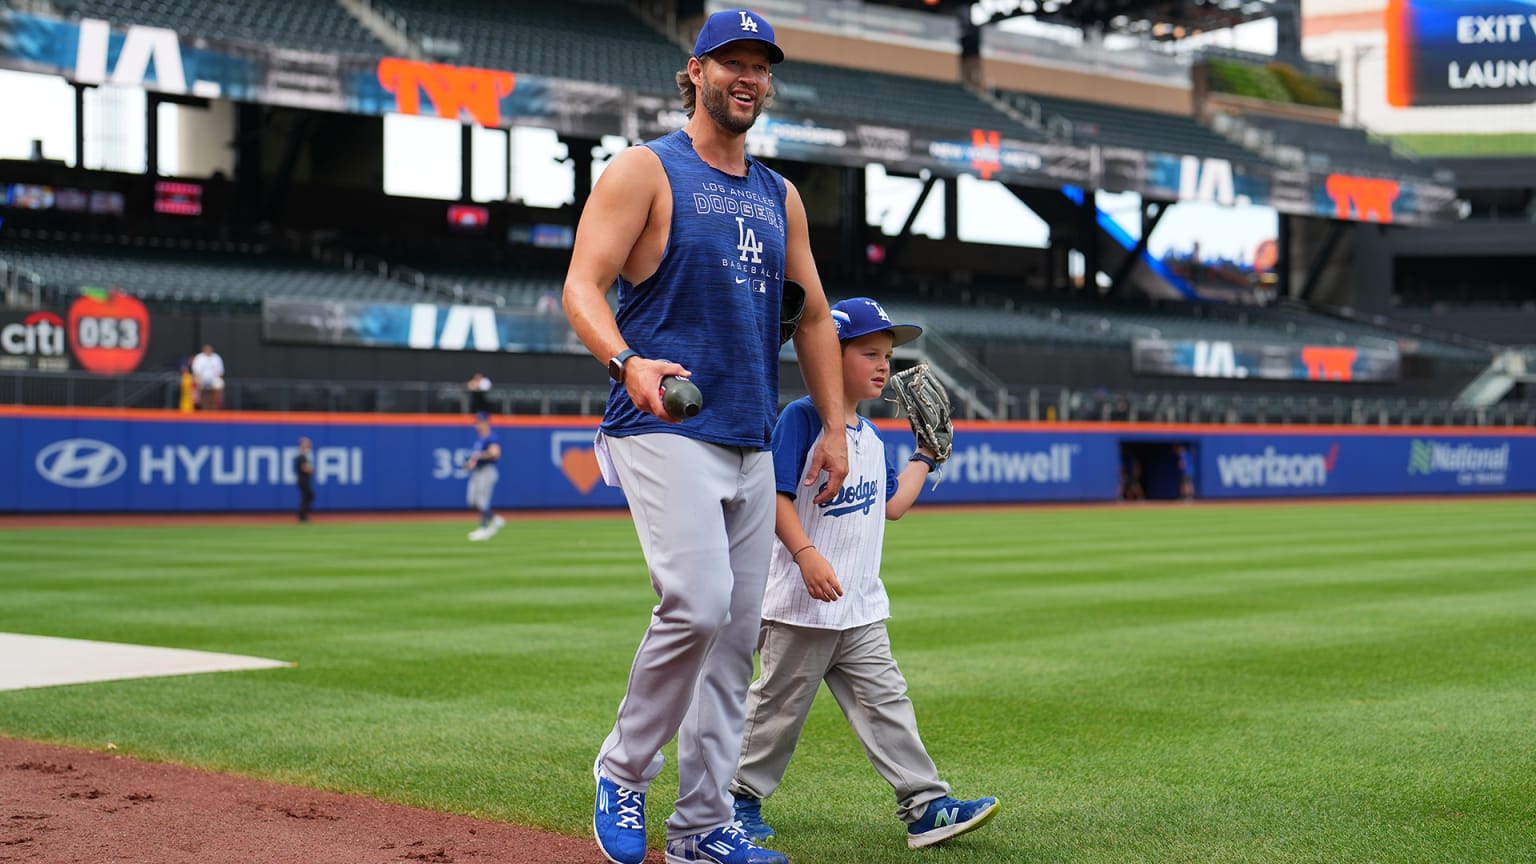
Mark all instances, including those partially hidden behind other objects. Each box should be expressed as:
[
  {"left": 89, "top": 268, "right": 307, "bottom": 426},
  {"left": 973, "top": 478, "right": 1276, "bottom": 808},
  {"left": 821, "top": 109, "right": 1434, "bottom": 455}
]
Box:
[
  {"left": 694, "top": 9, "right": 785, "bottom": 64},
  {"left": 830, "top": 297, "right": 922, "bottom": 346}
]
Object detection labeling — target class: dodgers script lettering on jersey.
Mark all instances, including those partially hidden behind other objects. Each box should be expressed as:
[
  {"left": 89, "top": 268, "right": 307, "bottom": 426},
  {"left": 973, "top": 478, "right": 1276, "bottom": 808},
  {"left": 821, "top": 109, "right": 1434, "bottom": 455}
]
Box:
[{"left": 822, "top": 476, "right": 881, "bottom": 517}]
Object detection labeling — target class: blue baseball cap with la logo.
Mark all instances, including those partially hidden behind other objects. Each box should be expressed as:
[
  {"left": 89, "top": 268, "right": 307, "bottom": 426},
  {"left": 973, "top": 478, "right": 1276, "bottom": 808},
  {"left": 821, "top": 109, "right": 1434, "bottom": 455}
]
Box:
[
  {"left": 694, "top": 8, "right": 785, "bottom": 64},
  {"left": 830, "top": 297, "right": 922, "bottom": 346}
]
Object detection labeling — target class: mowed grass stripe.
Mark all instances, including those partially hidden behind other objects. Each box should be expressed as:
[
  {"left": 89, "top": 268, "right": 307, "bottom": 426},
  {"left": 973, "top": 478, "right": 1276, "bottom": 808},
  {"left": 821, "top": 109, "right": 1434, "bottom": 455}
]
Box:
[{"left": 2, "top": 500, "right": 1534, "bottom": 864}]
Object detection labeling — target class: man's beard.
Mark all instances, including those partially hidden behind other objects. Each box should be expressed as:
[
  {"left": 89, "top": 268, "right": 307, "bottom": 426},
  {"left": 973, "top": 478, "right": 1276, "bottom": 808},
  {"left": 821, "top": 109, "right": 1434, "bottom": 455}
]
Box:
[{"left": 701, "top": 78, "right": 762, "bottom": 135}]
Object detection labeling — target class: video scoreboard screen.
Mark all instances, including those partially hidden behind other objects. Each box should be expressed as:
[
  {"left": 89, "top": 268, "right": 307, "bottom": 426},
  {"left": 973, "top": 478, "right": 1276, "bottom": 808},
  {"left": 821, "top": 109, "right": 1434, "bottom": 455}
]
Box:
[{"left": 1388, "top": 0, "right": 1536, "bottom": 107}]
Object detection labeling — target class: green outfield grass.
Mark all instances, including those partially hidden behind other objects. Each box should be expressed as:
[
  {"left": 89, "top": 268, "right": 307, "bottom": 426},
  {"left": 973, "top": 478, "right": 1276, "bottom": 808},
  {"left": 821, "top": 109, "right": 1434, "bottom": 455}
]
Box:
[{"left": 3, "top": 500, "right": 1535, "bottom": 864}]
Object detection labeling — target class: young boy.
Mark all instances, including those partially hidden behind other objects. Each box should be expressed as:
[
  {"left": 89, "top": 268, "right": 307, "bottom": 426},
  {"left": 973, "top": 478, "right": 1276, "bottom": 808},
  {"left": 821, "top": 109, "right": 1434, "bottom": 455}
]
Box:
[{"left": 729, "top": 297, "right": 998, "bottom": 849}]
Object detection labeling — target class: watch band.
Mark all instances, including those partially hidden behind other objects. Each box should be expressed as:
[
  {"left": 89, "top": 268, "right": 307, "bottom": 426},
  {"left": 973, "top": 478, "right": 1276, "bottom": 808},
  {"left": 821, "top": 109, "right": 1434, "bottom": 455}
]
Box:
[
  {"left": 909, "top": 453, "right": 938, "bottom": 472},
  {"left": 609, "top": 349, "right": 641, "bottom": 383}
]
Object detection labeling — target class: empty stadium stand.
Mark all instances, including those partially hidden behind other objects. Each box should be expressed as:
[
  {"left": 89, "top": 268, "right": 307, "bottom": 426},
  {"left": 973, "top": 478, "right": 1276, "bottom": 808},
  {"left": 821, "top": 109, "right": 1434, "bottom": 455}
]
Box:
[
  {"left": 0, "top": 233, "right": 431, "bottom": 305},
  {"left": 381, "top": 0, "right": 684, "bottom": 91},
  {"left": 995, "top": 89, "right": 1259, "bottom": 163},
  {"left": 415, "top": 265, "right": 564, "bottom": 309},
  {"left": 773, "top": 63, "right": 1044, "bottom": 142},
  {"left": 1217, "top": 111, "right": 1438, "bottom": 181},
  {"left": 49, "top": 0, "right": 387, "bottom": 55},
  {"left": 876, "top": 289, "right": 1488, "bottom": 362}
]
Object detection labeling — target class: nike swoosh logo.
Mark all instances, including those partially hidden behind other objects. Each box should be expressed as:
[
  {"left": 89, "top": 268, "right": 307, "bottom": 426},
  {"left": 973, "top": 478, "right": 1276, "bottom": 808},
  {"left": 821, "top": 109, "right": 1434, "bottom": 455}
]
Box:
[{"left": 735, "top": 277, "right": 747, "bottom": 284}]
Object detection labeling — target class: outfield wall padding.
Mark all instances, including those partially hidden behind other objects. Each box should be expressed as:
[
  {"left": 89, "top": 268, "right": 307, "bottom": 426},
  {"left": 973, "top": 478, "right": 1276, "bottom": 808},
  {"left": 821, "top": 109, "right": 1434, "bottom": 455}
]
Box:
[{"left": 3, "top": 408, "right": 1532, "bottom": 512}]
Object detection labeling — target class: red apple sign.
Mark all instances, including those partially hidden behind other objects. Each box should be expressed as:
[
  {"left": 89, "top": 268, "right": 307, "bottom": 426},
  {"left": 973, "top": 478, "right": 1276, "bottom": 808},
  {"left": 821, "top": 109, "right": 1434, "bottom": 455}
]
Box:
[{"left": 68, "top": 289, "right": 151, "bottom": 375}]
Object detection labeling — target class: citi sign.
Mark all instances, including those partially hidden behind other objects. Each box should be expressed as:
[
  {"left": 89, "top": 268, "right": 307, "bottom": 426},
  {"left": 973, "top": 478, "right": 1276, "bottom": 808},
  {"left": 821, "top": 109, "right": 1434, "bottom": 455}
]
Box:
[
  {"left": 36, "top": 439, "right": 364, "bottom": 488},
  {"left": 944, "top": 443, "right": 1078, "bottom": 485},
  {"left": 1216, "top": 445, "right": 1339, "bottom": 490},
  {"left": 1, "top": 312, "right": 66, "bottom": 357}
]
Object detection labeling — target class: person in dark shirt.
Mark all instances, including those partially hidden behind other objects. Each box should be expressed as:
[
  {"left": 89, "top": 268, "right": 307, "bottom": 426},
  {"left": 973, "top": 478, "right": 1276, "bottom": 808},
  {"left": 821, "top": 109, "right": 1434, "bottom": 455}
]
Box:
[
  {"left": 467, "top": 373, "right": 493, "bottom": 415},
  {"left": 295, "top": 437, "right": 315, "bottom": 522}
]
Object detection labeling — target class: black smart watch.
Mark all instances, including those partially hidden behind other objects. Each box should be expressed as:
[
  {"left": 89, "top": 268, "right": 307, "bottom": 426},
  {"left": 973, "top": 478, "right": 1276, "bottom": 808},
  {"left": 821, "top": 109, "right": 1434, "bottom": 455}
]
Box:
[{"left": 608, "top": 349, "right": 640, "bottom": 383}]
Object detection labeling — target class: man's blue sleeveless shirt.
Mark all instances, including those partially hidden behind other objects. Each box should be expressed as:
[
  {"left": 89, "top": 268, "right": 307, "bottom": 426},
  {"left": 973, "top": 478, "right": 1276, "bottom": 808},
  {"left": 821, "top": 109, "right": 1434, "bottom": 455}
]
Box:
[{"left": 601, "top": 129, "right": 789, "bottom": 449}]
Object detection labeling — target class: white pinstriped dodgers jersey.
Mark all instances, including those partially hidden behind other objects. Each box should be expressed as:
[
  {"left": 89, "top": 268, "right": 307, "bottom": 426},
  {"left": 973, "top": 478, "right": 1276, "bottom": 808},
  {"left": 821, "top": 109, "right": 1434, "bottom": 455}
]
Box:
[{"left": 762, "top": 397, "right": 900, "bottom": 630}]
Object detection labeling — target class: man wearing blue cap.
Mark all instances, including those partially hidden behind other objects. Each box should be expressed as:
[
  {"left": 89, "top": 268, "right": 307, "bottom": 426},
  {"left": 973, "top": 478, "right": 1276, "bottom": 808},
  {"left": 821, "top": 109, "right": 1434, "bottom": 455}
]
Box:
[
  {"left": 729, "top": 297, "right": 999, "bottom": 850},
  {"left": 563, "top": 7, "right": 848, "bottom": 864}
]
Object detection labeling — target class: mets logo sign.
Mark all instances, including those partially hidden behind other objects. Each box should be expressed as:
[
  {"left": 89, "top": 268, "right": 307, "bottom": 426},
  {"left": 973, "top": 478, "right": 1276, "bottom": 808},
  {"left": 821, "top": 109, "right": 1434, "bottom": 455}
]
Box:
[{"left": 36, "top": 438, "right": 127, "bottom": 488}]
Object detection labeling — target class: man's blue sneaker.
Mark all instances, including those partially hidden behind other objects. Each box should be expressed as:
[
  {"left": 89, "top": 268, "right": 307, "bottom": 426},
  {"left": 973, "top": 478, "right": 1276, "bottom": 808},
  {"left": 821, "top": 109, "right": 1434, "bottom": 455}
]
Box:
[
  {"left": 593, "top": 760, "right": 647, "bottom": 864},
  {"left": 906, "top": 795, "right": 999, "bottom": 848},
  {"left": 732, "top": 794, "right": 776, "bottom": 843},
  {"left": 665, "top": 824, "right": 788, "bottom": 864}
]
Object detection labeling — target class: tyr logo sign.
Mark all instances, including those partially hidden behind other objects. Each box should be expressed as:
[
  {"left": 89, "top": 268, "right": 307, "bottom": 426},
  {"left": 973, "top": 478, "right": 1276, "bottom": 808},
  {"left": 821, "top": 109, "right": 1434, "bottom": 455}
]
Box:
[{"left": 378, "top": 58, "right": 517, "bottom": 127}]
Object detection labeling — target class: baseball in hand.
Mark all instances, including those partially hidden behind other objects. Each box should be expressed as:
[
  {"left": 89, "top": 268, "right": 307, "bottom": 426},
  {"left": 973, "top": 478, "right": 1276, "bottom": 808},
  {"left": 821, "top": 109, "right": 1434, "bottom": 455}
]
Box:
[{"left": 660, "top": 375, "right": 703, "bottom": 419}]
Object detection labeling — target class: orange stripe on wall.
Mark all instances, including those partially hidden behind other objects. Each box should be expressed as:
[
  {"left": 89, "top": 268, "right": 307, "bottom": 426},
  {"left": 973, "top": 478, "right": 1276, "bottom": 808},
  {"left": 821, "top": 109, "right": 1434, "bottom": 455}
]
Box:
[
  {"left": 1384, "top": 0, "right": 1412, "bottom": 107},
  {"left": 0, "top": 405, "right": 599, "bottom": 427}
]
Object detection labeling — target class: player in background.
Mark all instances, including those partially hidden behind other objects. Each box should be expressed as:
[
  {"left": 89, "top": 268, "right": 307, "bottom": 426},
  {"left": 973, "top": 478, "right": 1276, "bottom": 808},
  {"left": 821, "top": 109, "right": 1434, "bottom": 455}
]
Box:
[
  {"left": 562, "top": 8, "right": 848, "bottom": 864},
  {"left": 467, "top": 372, "right": 494, "bottom": 415},
  {"left": 729, "top": 298, "right": 999, "bottom": 850},
  {"left": 191, "top": 344, "right": 225, "bottom": 410},
  {"left": 294, "top": 436, "right": 315, "bottom": 523},
  {"left": 464, "top": 413, "right": 505, "bottom": 541},
  {"left": 1176, "top": 444, "right": 1197, "bottom": 500}
]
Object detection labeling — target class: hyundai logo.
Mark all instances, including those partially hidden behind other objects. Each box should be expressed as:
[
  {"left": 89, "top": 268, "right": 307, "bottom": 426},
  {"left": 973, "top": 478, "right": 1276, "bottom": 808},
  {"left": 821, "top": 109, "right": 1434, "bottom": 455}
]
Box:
[{"left": 36, "top": 438, "right": 127, "bottom": 489}]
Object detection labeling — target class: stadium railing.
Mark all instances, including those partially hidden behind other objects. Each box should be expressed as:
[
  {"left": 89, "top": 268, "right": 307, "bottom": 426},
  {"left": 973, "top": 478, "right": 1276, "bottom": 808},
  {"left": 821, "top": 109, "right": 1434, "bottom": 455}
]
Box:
[{"left": 11, "top": 370, "right": 1531, "bottom": 428}]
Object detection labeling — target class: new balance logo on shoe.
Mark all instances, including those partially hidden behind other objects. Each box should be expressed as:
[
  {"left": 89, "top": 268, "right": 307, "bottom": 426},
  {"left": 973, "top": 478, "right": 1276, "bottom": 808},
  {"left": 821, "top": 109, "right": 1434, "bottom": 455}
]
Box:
[
  {"left": 704, "top": 840, "right": 736, "bottom": 857},
  {"left": 933, "top": 806, "right": 958, "bottom": 828},
  {"left": 907, "top": 795, "right": 999, "bottom": 849}
]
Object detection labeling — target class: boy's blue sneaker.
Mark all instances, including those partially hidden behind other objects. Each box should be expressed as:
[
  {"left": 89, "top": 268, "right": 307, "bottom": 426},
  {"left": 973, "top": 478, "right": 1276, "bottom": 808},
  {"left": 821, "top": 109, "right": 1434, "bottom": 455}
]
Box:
[
  {"left": 593, "top": 760, "right": 647, "bottom": 864},
  {"left": 732, "top": 794, "right": 776, "bottom": 843},
  {"left": 906, "top": 795, "right": 999, "bottom": 849},
  {"left": 665, "top": 824, "right": 788, "bottom": 864}
]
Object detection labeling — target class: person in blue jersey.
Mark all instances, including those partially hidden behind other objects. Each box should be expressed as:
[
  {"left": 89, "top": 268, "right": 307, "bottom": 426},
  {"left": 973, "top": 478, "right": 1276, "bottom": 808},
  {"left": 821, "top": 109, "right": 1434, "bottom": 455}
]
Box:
[
  {"left": 728, "top": 298, "right": 999, "bottom": 851},
  {"left": 562, "top": 9, "right": 848, "bottom": 864},
  {"left": 463, "top": 413, "right": 504, "bottom": 541}
]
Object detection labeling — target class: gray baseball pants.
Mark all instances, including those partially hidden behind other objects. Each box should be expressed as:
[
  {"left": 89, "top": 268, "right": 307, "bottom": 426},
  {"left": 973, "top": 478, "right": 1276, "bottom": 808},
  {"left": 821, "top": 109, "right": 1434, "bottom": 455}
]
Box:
[
  {"left": 730, "top": 620, "right": 949, "bottom": 824},
  {"left": 466, "top": 465, "right": 497, "bottom": 511},
  {"left": 597, "top": 432, "right": 775, "bottom": 839}
]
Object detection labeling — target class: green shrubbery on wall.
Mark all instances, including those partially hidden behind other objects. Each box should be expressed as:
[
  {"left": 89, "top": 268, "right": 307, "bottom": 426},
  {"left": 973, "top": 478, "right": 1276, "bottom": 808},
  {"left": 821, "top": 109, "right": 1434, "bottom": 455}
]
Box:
[{"left": 1206, "top": 58, "right": 1343, "bottom": 110}]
